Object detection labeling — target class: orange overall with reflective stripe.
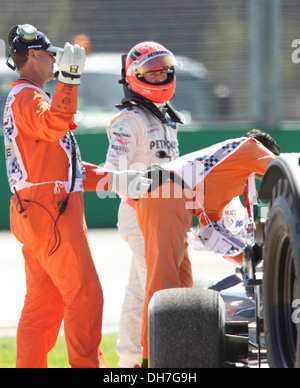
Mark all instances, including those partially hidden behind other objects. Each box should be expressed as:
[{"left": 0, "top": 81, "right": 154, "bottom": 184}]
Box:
[{"left": 5, "top": 80, "right": 110, "bottom": 368}]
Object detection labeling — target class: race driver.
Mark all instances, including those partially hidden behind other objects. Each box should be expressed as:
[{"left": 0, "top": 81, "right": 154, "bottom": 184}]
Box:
[
  {"left": 3, "top": 24, "right": 150, "bottom": 368},
  {"left": 105, "top": 41, "right": 182, "bottom": 368},
  {"left": 135, "top": 130, "right": 280, "bottom": 367}
]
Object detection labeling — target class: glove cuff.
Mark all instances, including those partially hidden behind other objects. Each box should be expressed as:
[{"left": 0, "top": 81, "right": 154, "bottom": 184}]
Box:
[{"left": 51, "top": 82, "right": 78, "bottom": 114}]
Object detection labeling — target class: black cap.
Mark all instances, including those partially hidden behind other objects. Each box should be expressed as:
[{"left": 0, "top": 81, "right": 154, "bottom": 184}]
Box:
[{"left": 9, "top": 24, "right": 61, "bottom": 54}]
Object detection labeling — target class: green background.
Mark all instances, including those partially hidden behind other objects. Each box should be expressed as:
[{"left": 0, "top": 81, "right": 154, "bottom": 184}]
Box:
[{"left": 1, "top": 127, "right": 298, "bottom": 230}]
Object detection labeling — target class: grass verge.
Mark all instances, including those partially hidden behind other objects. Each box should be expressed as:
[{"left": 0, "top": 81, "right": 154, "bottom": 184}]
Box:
[{"left": 0, "top": 333, "right": 119, "bottom": 368}]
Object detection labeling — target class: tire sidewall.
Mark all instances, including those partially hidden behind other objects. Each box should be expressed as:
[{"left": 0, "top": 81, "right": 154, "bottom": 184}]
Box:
[{"left": 263, "top": 193, "right": 300, "bottom": 368}]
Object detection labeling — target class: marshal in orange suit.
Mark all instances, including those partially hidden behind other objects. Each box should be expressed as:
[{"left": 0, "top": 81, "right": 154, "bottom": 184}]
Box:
[{"left": 4, "top": 24, "right": 151, "bottom": 368}]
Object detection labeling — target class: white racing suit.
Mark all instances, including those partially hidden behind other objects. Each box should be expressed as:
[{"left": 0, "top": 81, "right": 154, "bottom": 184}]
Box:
[{"left": 105, "top": 104, "right": 179, "bottom": 367}]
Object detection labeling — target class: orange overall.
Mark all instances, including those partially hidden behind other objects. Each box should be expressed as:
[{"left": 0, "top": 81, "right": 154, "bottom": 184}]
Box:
[
  {"left": 136, "top": 139, "right": 276, "bottom": 360},
  {"left": 4, "top": 80, "right": 111, "bottom": 368}
]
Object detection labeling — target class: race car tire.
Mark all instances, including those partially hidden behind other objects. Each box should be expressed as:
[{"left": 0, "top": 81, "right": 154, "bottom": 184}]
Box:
[
  {"left": 263, "top": 178, "right": 300, "bottom": 368},
  {"left": 148, "top": 288, "right": 225, "bottom": 368}
]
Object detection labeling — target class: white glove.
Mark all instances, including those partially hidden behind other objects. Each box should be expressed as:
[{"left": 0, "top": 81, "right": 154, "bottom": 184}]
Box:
[
  {"left": 111, "top": 170, "right": 152, "bottom": 199},
  {"left": 56, "top": 42, "right": 86, "bottom": 85}
]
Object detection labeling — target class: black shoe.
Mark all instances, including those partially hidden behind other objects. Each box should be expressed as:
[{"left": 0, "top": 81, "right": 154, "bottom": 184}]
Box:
[{"left": 141, "top": 359, "right": 148, "bottom": 368}]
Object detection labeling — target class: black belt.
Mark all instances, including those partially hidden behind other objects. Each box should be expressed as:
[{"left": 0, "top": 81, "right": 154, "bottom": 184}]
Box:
[{"left": 145, "top": 164, "right": 188, "bottom": 194}]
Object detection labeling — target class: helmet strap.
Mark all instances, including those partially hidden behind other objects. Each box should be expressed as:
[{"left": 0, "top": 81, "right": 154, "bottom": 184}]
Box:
[
  {"left": 6, "top": 54, "right": 16, "bottom": 71},
  {"left": 115, "top": 96, "right": 183, "bottom": 125}
]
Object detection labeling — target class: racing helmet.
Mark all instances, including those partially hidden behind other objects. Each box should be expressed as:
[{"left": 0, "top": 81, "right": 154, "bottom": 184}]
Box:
[{"left": 125, "top": 42, "right": 177, "bottom": 103}]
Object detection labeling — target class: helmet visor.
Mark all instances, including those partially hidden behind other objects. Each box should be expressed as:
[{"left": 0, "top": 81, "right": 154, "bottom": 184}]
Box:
[{"left": 133, "top": 51, "right": 177, "bottom": 75}]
